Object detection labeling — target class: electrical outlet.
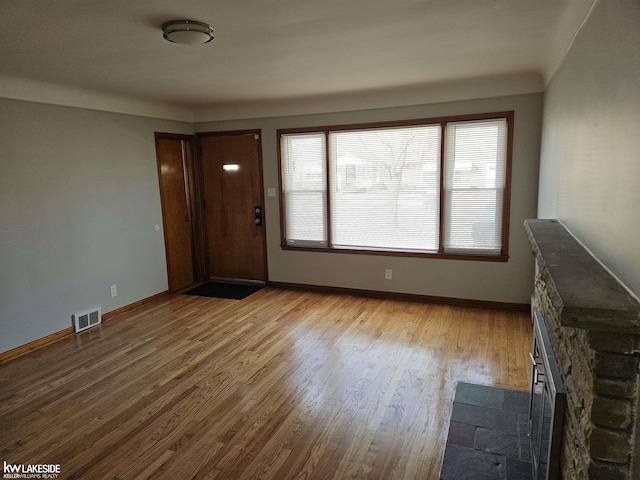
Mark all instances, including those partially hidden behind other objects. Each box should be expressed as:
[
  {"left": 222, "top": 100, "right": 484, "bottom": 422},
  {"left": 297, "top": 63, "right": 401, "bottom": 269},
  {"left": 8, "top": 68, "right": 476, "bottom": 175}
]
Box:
[
  {"left": 110, "top": 285, "right": 118, "bottom": 297},
  {"left": 384, "top": 269, "right": 393, "bottom": 280}
]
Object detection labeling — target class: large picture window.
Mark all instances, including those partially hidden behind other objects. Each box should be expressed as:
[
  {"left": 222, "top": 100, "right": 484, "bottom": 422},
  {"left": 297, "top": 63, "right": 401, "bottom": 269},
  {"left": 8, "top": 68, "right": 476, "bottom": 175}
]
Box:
[{"left": 278, "top": 112, "right": 513, "bottom": 260}]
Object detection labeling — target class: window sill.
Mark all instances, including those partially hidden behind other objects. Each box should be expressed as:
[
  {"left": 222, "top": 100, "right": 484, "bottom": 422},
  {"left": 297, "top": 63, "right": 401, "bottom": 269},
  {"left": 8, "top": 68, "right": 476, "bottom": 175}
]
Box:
[{"left": 281, "top": 244, "right": 509, "bottom": 262}]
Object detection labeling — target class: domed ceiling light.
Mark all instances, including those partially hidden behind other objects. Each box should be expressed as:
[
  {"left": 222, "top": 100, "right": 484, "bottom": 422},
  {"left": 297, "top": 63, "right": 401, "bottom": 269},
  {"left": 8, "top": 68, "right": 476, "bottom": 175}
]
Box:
[{"left": 162, "top": 20, "right": 214, "bottom": 45}]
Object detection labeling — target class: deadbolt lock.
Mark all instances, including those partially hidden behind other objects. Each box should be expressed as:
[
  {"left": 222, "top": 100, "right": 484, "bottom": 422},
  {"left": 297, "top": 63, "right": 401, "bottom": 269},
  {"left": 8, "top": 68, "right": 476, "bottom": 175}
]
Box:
[{"left": 254, "top": 205, "right": 263, "bottom": 226}]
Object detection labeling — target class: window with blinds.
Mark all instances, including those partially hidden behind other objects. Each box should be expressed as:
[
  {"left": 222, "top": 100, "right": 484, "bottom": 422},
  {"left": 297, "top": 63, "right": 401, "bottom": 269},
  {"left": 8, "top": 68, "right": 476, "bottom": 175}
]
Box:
[
  {"left": 281, "top": 132, "right": 328, "bottom": 246},
  {"left": 444, "top": 118, "right": 507, "bottom": 254},
  {"left": 278, "top": 112, "right": 512, "bottom": 260},
  {"left": 330, "top": 125, "right": 441, "bottom": 252}
]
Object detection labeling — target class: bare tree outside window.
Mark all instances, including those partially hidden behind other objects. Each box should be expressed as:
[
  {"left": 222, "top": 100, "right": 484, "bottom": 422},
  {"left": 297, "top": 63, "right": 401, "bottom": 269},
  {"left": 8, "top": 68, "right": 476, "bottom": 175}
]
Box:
[{"left": 330, "top": 126, "right": 440, "bottom": 251}]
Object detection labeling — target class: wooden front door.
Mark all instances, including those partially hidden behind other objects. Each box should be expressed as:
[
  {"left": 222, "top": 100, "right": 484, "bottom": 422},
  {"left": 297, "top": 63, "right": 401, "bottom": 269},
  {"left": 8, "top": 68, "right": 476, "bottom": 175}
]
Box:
[
  {"left": 155, "top": 134, "right": 196, "bottom": 291},
  {"left": 199, "top": 131, "right": 266, "bottom": 283}
]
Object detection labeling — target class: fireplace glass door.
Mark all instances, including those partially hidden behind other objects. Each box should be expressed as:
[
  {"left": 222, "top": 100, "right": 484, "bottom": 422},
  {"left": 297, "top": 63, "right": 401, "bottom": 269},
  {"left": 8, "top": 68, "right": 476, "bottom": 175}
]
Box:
[{"left": 529, "top": 310, "right": 565, "bottom": 480}]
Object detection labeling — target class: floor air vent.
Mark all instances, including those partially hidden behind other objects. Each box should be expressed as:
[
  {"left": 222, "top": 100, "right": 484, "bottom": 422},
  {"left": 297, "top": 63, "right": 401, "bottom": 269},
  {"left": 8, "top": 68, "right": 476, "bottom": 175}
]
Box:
[{"left": 74, "top": 307, "right": 102, "bottom": 333}]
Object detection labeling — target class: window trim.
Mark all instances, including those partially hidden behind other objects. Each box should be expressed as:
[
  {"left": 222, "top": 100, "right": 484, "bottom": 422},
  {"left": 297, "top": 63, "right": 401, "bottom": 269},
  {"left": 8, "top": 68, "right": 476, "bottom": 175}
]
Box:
[{"left": 277, "top": 111, "right": 514, "bottom": 262}]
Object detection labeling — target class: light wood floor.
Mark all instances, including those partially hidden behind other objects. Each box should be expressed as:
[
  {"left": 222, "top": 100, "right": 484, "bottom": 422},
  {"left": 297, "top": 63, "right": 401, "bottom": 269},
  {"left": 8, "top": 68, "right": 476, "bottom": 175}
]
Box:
[{"left": 0, "top": 288, "right": 532, "bottom": 479}]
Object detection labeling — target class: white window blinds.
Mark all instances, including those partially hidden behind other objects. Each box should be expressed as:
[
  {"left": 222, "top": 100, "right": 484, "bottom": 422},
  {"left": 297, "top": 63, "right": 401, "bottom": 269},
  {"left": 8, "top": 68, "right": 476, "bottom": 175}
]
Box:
[
  {"left": 329, "top": 125, "right": 441, "bottom": 251},
  {"left": 281, "top": 133, "right": 327, "bottom": 246},
  {"left": 443, "top": 118, "right": 507, "bottom": 254},
  {"left": 279, "top": 113, "right": 510, "bottom": 258}
]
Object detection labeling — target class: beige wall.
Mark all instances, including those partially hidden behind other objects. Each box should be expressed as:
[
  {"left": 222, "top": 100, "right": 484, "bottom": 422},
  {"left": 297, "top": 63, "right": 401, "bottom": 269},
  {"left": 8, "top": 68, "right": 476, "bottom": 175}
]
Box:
[
  {"left": 196, "top": 93, "right": 543, "bottom": 305},
  {"left": 538, "top": 0, "right": 640, "bottom": 298},
  {"left": 0, "top": 99, "right": 193, "bottom": 353}
]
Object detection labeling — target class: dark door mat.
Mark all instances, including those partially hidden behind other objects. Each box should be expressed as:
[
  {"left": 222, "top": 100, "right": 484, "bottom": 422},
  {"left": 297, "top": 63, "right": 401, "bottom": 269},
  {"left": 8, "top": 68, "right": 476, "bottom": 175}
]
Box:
[
  {"left": 183, "top": 282, "right": 263, "bottom": 300},
  {"left": 440, "top": 382, "right": 532, "bottom": 480}
]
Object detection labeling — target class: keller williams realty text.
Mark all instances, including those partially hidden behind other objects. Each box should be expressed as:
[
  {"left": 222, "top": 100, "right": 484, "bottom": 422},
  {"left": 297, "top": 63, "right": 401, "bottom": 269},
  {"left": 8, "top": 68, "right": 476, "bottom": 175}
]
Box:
[{"left": 3, "top": 461, "right": 60, "bottom": 479}]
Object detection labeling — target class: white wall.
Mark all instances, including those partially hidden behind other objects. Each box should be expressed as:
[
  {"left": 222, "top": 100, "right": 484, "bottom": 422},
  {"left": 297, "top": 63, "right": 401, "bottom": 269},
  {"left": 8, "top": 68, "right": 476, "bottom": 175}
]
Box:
[
  {"left": 538, "top": 0, "right": 640, "bottom": 297},
  {"left": 196, "top": 93, "right": 543, "bottom": 305},
  {"left": 0, "top": 99, "right": 193, "bottom": 353}
]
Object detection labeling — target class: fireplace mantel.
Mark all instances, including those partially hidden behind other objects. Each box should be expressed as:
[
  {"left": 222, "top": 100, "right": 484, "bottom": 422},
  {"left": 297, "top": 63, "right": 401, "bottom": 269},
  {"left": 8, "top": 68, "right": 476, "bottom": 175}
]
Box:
[
  {"left": 525, "top": 218, "right": 640, "bottom": 479},
  {"left": 525, "top": 219, "right": 640, "bottom": 334}
]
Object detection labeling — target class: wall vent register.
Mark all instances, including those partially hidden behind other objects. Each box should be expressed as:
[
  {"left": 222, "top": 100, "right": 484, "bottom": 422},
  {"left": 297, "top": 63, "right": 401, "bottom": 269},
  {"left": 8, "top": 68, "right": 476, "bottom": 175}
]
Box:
[{"left": 73, "top": 307, "right": 102, "bottom": 333}]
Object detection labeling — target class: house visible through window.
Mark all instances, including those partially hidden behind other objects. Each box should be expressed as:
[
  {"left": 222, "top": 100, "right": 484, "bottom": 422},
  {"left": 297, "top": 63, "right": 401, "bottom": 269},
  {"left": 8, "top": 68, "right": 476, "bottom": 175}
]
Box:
[{"left": 278, "top": 111, "right": 513, "bottom": 260}]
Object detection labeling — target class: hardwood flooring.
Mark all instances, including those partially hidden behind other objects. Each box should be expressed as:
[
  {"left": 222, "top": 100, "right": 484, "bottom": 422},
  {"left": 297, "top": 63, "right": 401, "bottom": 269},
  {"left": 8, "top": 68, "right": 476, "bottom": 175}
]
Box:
[{"left": 0, "top": 288, "right": 532, "bottom": 479}]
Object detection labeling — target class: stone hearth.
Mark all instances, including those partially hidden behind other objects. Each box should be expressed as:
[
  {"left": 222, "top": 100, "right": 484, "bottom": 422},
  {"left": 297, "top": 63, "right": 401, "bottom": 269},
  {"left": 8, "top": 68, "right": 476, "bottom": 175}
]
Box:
[
  {"left": 525, "top": 219, "right": 640, "bottom": 479},
  {"left": 440, "top": 382, "right": 532, "bottom": 480}
]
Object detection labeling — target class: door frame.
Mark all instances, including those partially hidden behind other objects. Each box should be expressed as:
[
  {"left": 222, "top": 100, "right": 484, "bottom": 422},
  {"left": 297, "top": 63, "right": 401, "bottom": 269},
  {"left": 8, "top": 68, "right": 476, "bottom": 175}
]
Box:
[{"left": 196, "top": 129, "right": 269, "bottom": 283}]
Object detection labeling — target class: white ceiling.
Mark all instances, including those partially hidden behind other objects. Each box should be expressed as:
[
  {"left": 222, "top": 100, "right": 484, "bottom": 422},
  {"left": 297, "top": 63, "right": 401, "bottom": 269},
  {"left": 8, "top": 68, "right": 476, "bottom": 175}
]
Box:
[{"left": 0, "top": 0, "right": 596, "bottom": 122}]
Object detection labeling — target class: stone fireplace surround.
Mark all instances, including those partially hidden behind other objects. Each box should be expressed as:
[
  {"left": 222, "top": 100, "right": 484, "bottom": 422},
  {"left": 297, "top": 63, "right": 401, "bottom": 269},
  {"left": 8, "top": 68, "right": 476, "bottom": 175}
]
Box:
[{"left": 525, "top": 219, "right": 640, "bottom": 479}]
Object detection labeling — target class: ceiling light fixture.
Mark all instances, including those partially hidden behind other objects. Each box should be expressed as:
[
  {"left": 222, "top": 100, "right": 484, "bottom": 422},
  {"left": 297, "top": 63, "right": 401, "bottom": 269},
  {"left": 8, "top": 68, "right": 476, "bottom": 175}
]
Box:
[{"left": 162, "top": 20, "right": 214, "bottom": 46}]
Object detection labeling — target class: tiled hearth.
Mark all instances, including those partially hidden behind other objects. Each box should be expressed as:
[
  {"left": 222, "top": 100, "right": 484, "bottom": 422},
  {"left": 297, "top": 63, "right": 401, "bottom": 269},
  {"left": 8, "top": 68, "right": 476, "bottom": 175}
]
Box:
[{"left": 440, "top": 382, "right": 532, "bottom": 480}]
